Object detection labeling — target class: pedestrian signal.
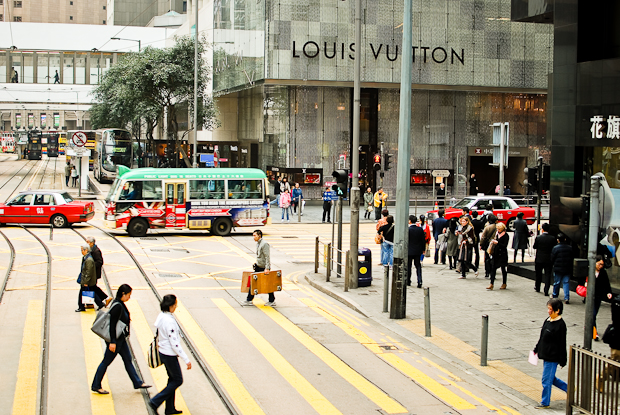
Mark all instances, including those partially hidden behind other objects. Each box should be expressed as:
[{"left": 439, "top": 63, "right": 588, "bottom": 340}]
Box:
[
  {"left": 373, "top": 154, "right": 382, "bottom": 171},
  {"left": 332, "top": 169, "right": 348, "bottom": 197}
]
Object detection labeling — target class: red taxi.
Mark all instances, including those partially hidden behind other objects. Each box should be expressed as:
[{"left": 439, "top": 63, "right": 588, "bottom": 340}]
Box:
[
  {"left": 0, "top": 190, "right": 95, "bottom": 228},
  {"left": 426, "top": 196, "right": 536, "bottom": 231}
]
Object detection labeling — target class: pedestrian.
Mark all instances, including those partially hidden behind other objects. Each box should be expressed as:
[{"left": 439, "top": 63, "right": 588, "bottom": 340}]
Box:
[
  {"left": 53, "top": 70, "right": 60, "bottom": 84},
  {"left": 532, "top": 298, "right": 567, "bottom": 409},
  {"left": 480, "top": 203, "right": 495, "bottom": 227},
  {"left": 419, "top": 215, "right": 431, "bottom": 261},
  {"left": 446, "top": 218, "right": 459, "bottom": 270},
  {"left": 512, "top": 212, "right": 529, "bottom": 262},
  {"left": 86, "top": 236, "right": 112, "bottom": 308},
  {"left": 456, "top": 216, "right": 478, "bottom": 279},
  {"left": 271, "top": 176, "right": 281, "bottom": 206},
  {"left": 479, "top": 215, "right": 497, "bottom": 278},
  {"left": 279, "top": 188, "right": 291, "bottom": 223},
  {"left": 76, "top": 245, "right": 105, "bottom": 312},
  {"left": 243, "top": 230, "right": 275, "bottom": 306},
  {"left": 533, "top": 223, "right": 556, "bottom": 295},
  {"left": 377, "top": 215, "right": 395, "bottom": 267},
  {"left": 11, "top": 67, "right": 18, "bottom": 83},
  {"left": 504, "top": 184, "right": 511, "bottom": 195},
  {"left": 149, "top": 294, "right": 191, "bottom": 414},
  {"left": 460, "top": 207, "right": 471, "bottom": 219},
  {"left": 487, "top": 222, "right": 509, "bottom": 290},
  {"left": 407, "top": 215, "right": 426, "bottom": 288},
  {"left": 590, "top": 255, "right": 613, "bottom": 340},
  {"left": 291, "top": 183, "right": 303, "bottom": 214},
  {"left": 64, "top": 162, "right": 71, "bottom": 187},
  {"left": 550, "top": 233, "right": 573, "bottom": 304},
  {"left": 91, "top": 284, "right": 151, "bottom": 394},
  {"left": 471, "top": 211, "right": 484, "bottom": 271},
  {"left": 373, "top": 187, "right": 388, "bottom": 221},
  {"left": 363, "top": 187, "right": 373, "bottom": 219},
  {"left": 469, "top": 173, "right": 478, "bottom": 195},
  {"left": 71, "top": 165, "right": 78, "bottom": 187},
  {"left": 432, "top": 209, "right": 449, "bottom": 264},
  {"left": 437, "top": 182, "right": 446, "bottom": 207},
  {"left": 599, "top": 295, "right": 620, "bottom": 392},
  {"left": 280, "top": 177, "right": 291, "bottom": 194},
  {"left": 322, "top": 186, "right": 332, "bottom": 223}
]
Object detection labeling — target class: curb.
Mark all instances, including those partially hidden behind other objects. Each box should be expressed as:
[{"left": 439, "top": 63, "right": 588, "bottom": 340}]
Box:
[{"left": 304, "top": 275, "right": 370, "bottom": 318}]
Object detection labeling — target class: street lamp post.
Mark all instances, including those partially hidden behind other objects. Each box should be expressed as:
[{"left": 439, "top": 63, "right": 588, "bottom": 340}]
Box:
[{"left": 110, "top": 37, "right": 141, "bottom": 52}]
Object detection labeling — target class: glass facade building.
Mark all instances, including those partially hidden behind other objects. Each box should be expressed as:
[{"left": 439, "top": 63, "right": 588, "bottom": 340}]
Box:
[{"left": 212, "top": 0, "right": 553, "bottom": 197}]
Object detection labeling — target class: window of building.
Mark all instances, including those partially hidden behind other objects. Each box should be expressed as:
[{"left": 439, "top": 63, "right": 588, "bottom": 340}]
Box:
[
  {"left": 69, "top": 16, "right": 73, "bottom": 20},
  {"left": 70, "top": 1, "right": 73, "bottom": 4},
  {"left": 14, "top": 0, "right": 21, "bottom": 7},
  {"left": 13, "top": 16, "right": 21, "bottom": 22},
  {"left": 103, "top": 20, "right": 106, "bottom": 24},
  {"left": 0, "top": 0, "right": 3, "bottom": 5},
  {"left": 183, "top": 1, "right": 187, "bottom": 12},
  {"left": 0, "top": 15, "right": 3, "bottom": 22},
  {"left": 103, "top": 5, "right": 106, "bottom": 10}
]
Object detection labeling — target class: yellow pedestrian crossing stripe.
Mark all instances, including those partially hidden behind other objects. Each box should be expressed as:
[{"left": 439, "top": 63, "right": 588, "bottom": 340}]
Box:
[
  {"left": 213, "top": 298, "right": 343, "bottom": 415},
  {"left": 12, "top": 300, "right": 43, "bottom": 415}
]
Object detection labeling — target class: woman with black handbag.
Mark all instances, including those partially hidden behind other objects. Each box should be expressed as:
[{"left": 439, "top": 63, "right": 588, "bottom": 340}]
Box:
[
  {"left": 456, "top": 216, "right": 477, "bottom": 279},
  {"left": 149, "top": 294, "right": 192, "bottom": 415},
  {"left": 487, "top": 222, "right": 509, "bottom": 290},
  {"left": 91, "top": 284, "right": 151, "bottom": 394}
]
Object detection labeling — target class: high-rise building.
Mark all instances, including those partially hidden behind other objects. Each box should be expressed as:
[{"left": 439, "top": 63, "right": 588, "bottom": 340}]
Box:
[
  {"left": 1, "top": 0, "right": 108, "bottom": 25},
  {"left": 106, "top": 0, "right": 187, "bottom": 27}
]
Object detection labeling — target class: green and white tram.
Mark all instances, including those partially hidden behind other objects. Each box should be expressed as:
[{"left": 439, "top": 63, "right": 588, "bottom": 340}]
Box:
[{"left": 104, "top": 167, "right": 269, "bottom": 236}]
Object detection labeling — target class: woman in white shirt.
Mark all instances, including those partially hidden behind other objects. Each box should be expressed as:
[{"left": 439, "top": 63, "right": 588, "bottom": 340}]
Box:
[{"left": 148, "top": 295, "right": 192, "bottom": 415}]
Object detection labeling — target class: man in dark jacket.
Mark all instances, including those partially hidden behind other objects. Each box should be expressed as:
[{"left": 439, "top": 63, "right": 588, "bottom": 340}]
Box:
[
  {"left": 432, "top": 209, "right": 448, "bottom": 265},
  {"left": 550, "top": 234, "right": 574, "bottom": 304},
  {"left": 86, "top": 236, "right": 111, "bottom": 307},
  {"left": 76, "top": 245, "right": 105, "bottom": 312},
  {"left": 407, "top": 215, "right": 426, "bottom": 288},
  {"left": 533, "top": 223, "right": 556, "bottom": 295},
  {"left": 533, "top": 298, "right": 567, "bottom": 408},
  {"left": 471, "top": 211, "right": 484, "bottom": 270}
]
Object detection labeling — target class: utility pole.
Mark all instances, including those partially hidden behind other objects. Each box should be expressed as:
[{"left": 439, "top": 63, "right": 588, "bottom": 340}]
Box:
[
  {"left": 192, "top": 0, "right": 199, "bottom": 168},
  {"left": 390, "top": 0, "right": 412, "bottom": 319},
  {"left": 379, "top": 142, "right": 385, "bottom": 188},
  {"left": 584, "top": 175, "right": 601, "bottom": 350},
  {"left": 349, "top": 0, "right": 362, "bottom": 289},
  {"left": 536, "top": 156, "right": 543, "bottom": 235},
  {"left": 498, "top": 126, "right": 505, "bottom": 196}
]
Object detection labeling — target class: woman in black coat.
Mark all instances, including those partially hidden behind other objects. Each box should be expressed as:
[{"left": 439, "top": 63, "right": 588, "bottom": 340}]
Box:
[
  {"left": 511, "top": 212, "right": 529, "bottom": 263},
  {"left": 592, "top": 255, "right": 613, "bottom": 340},
  {"left": 488, "top": 222, "right": 509, "bottom": 290}
]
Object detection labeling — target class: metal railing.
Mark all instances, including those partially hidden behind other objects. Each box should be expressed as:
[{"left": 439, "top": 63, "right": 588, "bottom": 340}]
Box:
[
  {"left": 567, "top": 345, "right": 620, "bottom": 415},
  {"left": 314, "top": 236, "right": 350, "bottom": 288}
]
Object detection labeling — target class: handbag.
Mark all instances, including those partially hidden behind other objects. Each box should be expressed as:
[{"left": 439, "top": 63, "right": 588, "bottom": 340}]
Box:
[
  {"left": 147, "top": 329, "right": 162, "bottom": 368},
  {"left": 375, "top": 233, "right": 384, "bottom": 244},
  {"left": 576, "top": 284, "right": 587, "bottom": 297},
  {"left": 486, "top": 242, "right": 495, "bottom": 255},
  {"left": 367, "top": 205, "right": 373, "bottom": 212},
  {"left": 91, "top": 302, "right": 127, "bottom": 343},
  {"left": 81, "top": 290, "right": 95, "bottom": 305}
]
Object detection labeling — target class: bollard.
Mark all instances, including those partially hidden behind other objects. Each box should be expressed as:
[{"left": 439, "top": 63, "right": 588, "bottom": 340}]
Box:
[
  {"left": 481, "top": 315, "right": 489, "bottom": 366},
  {"left": 314, "top": 236, "right": 319, "bottom": 273},
  {"left": 424, "top": 287, "right": 431, "bottom": 337},
  {"left": 326, "top": 243, "right": 331, "bottom": 282},
  {"left": 298, "top": 196, "right": 302, "bottom": 222},
  {"left": 383, "top": 265, "right": 389, "bottom": 313},
  {"left": 49, "top": 224, "right": 53, "bottom": 241},
  {"left": 344, "top": 250, "right": 350, "bottom": 292}
]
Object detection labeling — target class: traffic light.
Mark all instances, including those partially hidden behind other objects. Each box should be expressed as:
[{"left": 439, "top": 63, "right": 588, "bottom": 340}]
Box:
[
  {"left": 373, "top": 154, "right": 382, "bottom": 171},
  {"left": 523, "top": 167, "right": 529, "bottom": 190},
  {"left": 384, "top": 154, "right": 392, "bottom": 171},
  {"left": 332, "top": 169, "right": 348, "bottom": 197}
]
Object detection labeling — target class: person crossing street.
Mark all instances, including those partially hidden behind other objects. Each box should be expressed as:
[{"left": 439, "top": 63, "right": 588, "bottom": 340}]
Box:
[{"left": 243, "top": 230, "right": 275, "bottom": 306}]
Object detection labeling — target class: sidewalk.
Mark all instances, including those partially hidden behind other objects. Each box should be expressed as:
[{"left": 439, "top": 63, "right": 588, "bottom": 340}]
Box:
[{"left": 304, "top": 258, "right": 614, "bottom": 412}]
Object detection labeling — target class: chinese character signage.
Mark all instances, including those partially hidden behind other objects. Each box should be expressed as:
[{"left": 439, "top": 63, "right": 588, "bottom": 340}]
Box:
[{"left": 590, "top": 115, "right": 620, "bottom": 139}]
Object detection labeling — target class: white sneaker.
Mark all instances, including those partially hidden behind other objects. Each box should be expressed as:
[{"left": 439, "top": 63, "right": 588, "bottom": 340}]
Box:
[
  {"left": 287, "top": 220, "right": 290, "bottom": 223},
  {"left": 264, "top": 301, "right": 276, "bottom": 307},
  {"left": 281, "top": 219, "right": 284, "bottom": 223},
  {"left": 242, "top": 300, "right": 254, "bottom": 306}
]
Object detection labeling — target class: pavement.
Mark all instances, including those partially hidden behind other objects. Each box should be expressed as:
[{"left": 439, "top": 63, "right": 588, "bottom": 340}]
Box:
[{"left": 302, "top": 248, "right": 614, "bottom": 414}]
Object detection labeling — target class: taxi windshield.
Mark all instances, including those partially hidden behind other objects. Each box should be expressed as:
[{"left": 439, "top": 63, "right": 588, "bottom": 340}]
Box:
[{"left": 453, "top": 198, "right": 474, "bottom": 208}]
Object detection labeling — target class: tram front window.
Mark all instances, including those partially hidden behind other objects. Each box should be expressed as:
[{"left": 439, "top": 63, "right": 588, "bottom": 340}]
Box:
[{"left": 102, "top": 130, "right": 132, "bottom": 172}]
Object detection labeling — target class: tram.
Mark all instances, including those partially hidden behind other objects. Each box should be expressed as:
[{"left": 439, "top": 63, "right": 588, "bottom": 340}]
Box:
[
  {"left": 93, "top": 128, "right": 133, "bottom": 183},
  {"left": 46, "top": 134, "right": 59, "bottom": 157},
  {"left": 26, "top": 133, "right": 42, "bottom": 160},
  {"left": 1, "top": 132, "right": 15, "bottom": 153},
  {"left": 104, "top": 167, "right": 269, "bottom": 237}
]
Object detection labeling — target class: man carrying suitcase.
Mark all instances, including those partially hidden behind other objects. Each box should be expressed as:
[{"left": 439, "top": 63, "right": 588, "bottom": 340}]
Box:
[{"left": 243, "top": 230, "right": 275, "bottom": 306}]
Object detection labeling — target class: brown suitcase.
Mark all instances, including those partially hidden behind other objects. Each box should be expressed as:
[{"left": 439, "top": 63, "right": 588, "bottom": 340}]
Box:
[
  {"left": 250, "top": 270, "right": 283, "bottom": 295},
  {"left": 240, "top": 271, "right": 253, "bottom": 293}
]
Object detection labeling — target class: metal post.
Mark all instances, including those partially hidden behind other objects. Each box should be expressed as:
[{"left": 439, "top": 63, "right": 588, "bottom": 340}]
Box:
[
  {"left": 455, "top": 153, "right": 459, "bottom": 199},
  {"left": 344, "top": 250, "right": 350, "bottom": 292},
  {"left": 337, "top": 198, "right": 343, "bottom": 276},
  {"left": 298, "top": 196, "right": 302, "bottom": 222},
  {"left": 390, "top": 0, "right": 412, "bottom": 320},
  {"left": 414, "top": 194, "right": 418, "bottom": 216},
  {"left": 326, "top": 243, "right": 331, "bottom": 282},
  {"left": 192, "top": 0, "right": 199, "bottom": 168},
  {"left": 424, "top": 287, "right": 431, "bottom": 337},
  {"left": 49, "top": 224, "right": 53, "bottom": 241},
  {"left": 379, "top": 142, "right": 384, "bottom": 188},
  {"left": 383, "top": 266, "right": 389, "bottom": 313},
  {"left": 536, "top": 156, "right": 543, "bottom": 235},
  {"left": 314, "top": 236, "right": 319, "bottom": 274},
  {"left": 78, "top": 156, "right": 82, "bottom": 198},
  {"left": 584, "top": 175, "right": 601, "bottom": 350},
  {"left": 498, "top": 125, "right": 505, "bottom": 196},
  {"left": 481, "top": 314, "right": 488, "bottom": 366}
]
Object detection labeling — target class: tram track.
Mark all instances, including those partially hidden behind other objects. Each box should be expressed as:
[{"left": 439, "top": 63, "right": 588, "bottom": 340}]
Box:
[
  {"left": 0, "top": 159, "right": 39, "bottom": 200},
  {"left": 80, "top": 224, "right": 239, "bottom": 415}
]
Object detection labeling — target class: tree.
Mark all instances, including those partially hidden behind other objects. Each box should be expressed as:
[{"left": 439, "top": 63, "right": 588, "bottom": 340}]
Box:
[{"left": 90, "top": 35, "right": 219, "bottom": 167}]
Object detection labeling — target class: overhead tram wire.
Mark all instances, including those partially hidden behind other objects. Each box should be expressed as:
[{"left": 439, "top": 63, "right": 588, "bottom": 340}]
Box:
[
  {"left": 97, "top": 0, "right": 160, "bottom": 52},
  {"left": 84, "top": 223, "right": 239, "bottom": 415}
]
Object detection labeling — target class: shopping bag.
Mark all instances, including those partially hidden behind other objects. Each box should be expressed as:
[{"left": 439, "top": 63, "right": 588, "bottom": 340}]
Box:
[
  {"left": 82, "top": 290, "right": 95, "bottom": 305},
  {"left": 147, "top": 330, "right": 162, "bottom": 368}
]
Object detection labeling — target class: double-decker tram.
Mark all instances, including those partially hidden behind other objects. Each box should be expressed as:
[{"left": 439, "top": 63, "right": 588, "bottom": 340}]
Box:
[
  {"left": 93, "top": 129, "right": 133, "bottom": 183},
  {"left": 104, "top": 167, "right": 269, "bottom": 237},
  {"left": 46, "top": 134, "right": 59, "bottom": 157},
  {"left": 26, "top": 133, "right": 42, "bottom": 160},
  {"left": 1, "top": 132, "right": 15, "bottom": 153}
]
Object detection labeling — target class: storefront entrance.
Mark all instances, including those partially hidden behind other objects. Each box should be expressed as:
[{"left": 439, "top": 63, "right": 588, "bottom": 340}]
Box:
[{"left": 468, "top": 150, "right": 528, "bottom": 195}]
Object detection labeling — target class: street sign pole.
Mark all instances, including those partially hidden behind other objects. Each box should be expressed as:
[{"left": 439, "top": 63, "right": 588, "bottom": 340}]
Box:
[{"left": 391, "top": 0, "right": 412, "bottom": 319}]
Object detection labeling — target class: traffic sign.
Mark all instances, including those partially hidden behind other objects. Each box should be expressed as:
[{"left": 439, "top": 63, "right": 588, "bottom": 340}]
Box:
[
  {"left": 66, "top": 147, "right": 91, "bottom": 157},
  {"left": 432, "top": 170, "right": 450, "bottom": 177},
  {"left": 71, "top": 131, "right": 87, "bottom": 147}
]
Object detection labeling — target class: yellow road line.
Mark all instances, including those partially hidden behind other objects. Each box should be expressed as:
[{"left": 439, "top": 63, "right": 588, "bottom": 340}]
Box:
[
  {"left": 422, "top": 357, "right": 461, "bottom": 381},
  {"left": 174, "top": 301, "right": 265, "bottom": 415},
  {"left": 301, "top": 298, "right": 476, "bottom": 411},
  {"left": 297, "top": 284, "right": 367, "bottom": 327},
  {"left": 125, "top": 300, "right": 191, "bottom": 414},
  {"left": 254, "top": 301, "right": 407, "bottom": 414},
  {"left": 213, "top": 298, "right": 342, "bottom": 415},
  {"left": 81, "top": 309, "right": 116, "bottom": 415},
  {"left": 439, "top": 376, "right": 510, "bottom": 414},
  {"left": 12, "top": 300, "right": 43, "bottom": 415},
  {"left": 213, "top": 236, "right": 255, "bottom": 264}
]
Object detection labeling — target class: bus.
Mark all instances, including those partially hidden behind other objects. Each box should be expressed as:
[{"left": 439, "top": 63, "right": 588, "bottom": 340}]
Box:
[
  {"left": 104, "top": 167, "right": 269, "bottom": 237},
  {"left": 46, "top": 134, "right": 59, "bottom": 157},
  {"left": 93, "top": 129, "right": 133, "bottom": 183},
  {"left": 26, "top": 133, "right": 42, "bottom": 160},
  {"left": 1, "top": 132, "right": 15, "bottom": 153}
]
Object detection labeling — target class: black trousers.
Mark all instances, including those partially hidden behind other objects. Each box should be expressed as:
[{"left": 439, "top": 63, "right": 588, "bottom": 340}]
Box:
[
  {"left": 78, "top": 285, "right": 105, "bottom": 309},
  {"left": 490, "top": 264, "right": 507, "bottom": 285},
  {"left": 535, "top": 262, "right": 553, "bottom": 294},
  {"left": 407, "top": 255, "right": 422, "bottom": 286},
  {"left": 150, "top": 353, "right": 183, "bottom": 412},
  {"left": 322, "top": 202, "right": 331, "bottom": 222},
  {"left": 473, "top": 242, "right": 480, "bottom": 270},
  {"left": 375, "top": 206, "right": 382, "bottom": 221},
  {"left": 246, "top": 266, "right": 275, "bottom": 302}
]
